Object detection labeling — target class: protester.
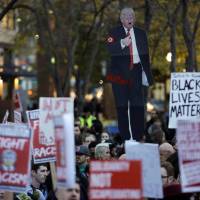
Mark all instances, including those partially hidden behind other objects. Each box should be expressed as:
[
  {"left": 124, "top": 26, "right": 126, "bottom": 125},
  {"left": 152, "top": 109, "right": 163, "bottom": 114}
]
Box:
[
  {"left": 146, "top": 123, "right": 166, "bottom": 145},
  {"left": 81, "top": 133, "right": 96, "bottom": 147},
  {"left": 16, "top": 163, "right": 50, "bottom": 200},
  {"left": 95, "top": 143, "right": 111, "bottom": 160},
  {"left": 88, "top": 141, "right": 98, "bottom": 159},
  {"left": 159, "top": 142, "right": 175, "bottom": 162},
  {"left": 100, "top": 132, "right": 110, "bottom": 142},
  {"left": 55, "top": 178, "right": 81, "bottom": 200},
  {"left": 76, "top": 145, "right": 90, "bottom": 179},
  {"left": 161, "top": 161, "right": 176, "bottom": 186}
]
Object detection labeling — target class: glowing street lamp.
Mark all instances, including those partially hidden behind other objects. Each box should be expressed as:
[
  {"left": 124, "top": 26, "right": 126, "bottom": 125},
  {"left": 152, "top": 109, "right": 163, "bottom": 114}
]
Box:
[
  {"left": 166, "top": 52, "right": 172, "bottom": 62},
  {"left": 0, "top": 77, "right": 3, "bottom": 98}
]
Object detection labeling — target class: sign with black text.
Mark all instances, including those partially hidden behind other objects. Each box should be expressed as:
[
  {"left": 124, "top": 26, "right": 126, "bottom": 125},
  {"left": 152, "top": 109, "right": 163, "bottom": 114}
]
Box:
[{"left": 168, "top": 72, "right": 200, "bottom": 128}]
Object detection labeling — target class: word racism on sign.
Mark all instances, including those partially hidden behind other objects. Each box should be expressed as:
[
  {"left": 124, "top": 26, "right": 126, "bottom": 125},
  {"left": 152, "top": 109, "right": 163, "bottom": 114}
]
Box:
[
  {"left": 169, "top": 73, "right": 200, "bottom": 128},
  {"left": 26, "top": 110, "right": 56, "bottom": 163},
  {"left": 177, "top": 120, "right": 200, "bottom": 193},
  {"left": 0, "top": 124, "right": 31, "bottom": 193},
  {"left": 89, "top": 160, "right": 142, "bottom": 200}
]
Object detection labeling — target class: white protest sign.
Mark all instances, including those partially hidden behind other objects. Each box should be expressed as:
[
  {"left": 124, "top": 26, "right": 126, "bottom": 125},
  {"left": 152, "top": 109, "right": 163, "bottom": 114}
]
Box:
[
  {"left": 168, "top": 72, "right": 200, "bottom": 128},
  {"left": 14, "top": 110, "right": 22, "bottom": 123},
  {"left": 56, "top": 113, "right": 76, "bottom": 188},
  {"left": 177, "top": 120, "right": 200, "bottom": 193},
  {"left": 39, "top": 97, "right": 74, "bottom": 145},
  {"left": 125, "top": 141, "right": 163, "bottom": 199}
]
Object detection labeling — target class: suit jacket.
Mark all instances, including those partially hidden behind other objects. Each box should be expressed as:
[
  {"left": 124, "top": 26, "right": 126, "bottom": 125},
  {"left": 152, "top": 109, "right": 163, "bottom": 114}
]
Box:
[{"left": 106, "top": 25, "right": 153, "bottom": 85}]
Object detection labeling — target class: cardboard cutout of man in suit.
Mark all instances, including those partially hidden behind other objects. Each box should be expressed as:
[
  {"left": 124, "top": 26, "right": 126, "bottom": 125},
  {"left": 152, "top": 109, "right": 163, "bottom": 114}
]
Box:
[{"left": 106, "top": 7, "right": 153, "bottom": 142}]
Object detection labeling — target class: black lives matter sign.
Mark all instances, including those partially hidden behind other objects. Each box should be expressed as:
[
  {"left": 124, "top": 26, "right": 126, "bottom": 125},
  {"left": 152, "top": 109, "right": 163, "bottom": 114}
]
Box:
[{"left": 168, "top": 73, "right": 200, "bottom": 128}]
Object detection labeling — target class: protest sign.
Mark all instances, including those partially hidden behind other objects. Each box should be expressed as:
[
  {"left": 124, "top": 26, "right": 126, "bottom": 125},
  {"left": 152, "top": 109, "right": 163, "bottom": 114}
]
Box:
[
  {"left": 2, "top": 110, "right": 9, "bottom": 124},
  {"left": 125, "top": 141, "right": 163, "bottom": 199},
  {"left": 168, "top": 72, "right": 200, "bottom": 128},
  {"left": 0, "top": 124, "right": 32, "bottom": 193},
  {"left": 177, "top": 120, "right": 200, "bottom": 192},
  {"left": 12, "top": 90, "right": 23, "bottom": 112},
  {"left": 54, "top": 113, "right": 75, "bottom": 188},
  {"left": 39, "top": 97, "right": 74, "bottom": 145},
  {"left": 14, "top": 110, "right": 22, "bottom": 123},
  {"left": 89, "top": 160, "right": 142, "bottom": 200},
  {"left": 26, "top": 110, "right": 56, "bottom": 163}
]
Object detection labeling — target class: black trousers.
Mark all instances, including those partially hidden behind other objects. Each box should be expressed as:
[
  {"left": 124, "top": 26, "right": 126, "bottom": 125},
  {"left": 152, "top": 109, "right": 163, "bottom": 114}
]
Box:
[{"left": 112, "top": 64, "right": 145, "bottom": 142}]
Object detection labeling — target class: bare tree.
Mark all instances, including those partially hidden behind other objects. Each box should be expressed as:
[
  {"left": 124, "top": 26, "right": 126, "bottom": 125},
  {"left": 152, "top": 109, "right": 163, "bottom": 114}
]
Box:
[
  {"left": 154, "top": 0, "right": 181, "bottom": 72},
  {"left": 181, "top": 0, "right": 200, "bottom": 71}
]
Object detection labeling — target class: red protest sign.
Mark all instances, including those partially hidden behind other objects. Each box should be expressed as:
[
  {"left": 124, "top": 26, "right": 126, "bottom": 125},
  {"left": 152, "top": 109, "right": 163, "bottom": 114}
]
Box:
[
  {"left": 26, "top": 110, "right": 56, "bottom": 163},
  {"left": 89, "top": 160, "right": 143, "bottom": 200},
  {"left": 0, "top": 124, "right": 32, "bottom": 193}
]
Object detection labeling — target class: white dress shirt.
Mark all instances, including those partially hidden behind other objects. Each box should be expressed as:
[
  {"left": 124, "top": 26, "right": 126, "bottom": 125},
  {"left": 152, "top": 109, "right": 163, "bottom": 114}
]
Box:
[
  {"left": 120, "top": 27, "right": 140, "bottom": 64},
  {"left": 120, "top": 27, "right": 149, "bottom": 86}
]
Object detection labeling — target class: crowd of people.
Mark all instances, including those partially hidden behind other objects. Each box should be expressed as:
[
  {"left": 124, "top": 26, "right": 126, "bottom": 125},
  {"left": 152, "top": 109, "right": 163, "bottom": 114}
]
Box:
[{"left": 10, "top": 106, "right": 199, "bottom": 200}]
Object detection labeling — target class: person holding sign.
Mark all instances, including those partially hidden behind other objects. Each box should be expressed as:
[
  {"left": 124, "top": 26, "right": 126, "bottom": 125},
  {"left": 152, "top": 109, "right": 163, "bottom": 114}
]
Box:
[{"left": 106, "top": 7, "right": 153, "bottom": 142}]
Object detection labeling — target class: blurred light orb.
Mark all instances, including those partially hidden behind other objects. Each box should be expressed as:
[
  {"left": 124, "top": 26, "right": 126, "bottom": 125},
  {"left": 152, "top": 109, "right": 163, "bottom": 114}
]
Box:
[
  {"left": 34, "top": 34, "right": 40, "bottom": 40},
  {"left": 99, "top": 80, "right": 103, "bottom": 85}
]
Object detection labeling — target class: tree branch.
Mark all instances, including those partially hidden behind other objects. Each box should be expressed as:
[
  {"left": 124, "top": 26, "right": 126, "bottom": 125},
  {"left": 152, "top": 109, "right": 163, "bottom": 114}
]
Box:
[
  {"left": 192, "top": 10, "right": 200, "bottom": 41},
  {"left": 0, "top": 0, "right": 19, "bottom": 21}
]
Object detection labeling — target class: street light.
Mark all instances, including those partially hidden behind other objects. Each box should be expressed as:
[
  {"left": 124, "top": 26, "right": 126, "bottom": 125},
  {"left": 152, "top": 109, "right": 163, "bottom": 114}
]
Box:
[
  {"left": 166, "top": 52, "right": 172, "bottom": 62},
  {"left": 0, "top": 77, "right": 3, "bottom": 98}
]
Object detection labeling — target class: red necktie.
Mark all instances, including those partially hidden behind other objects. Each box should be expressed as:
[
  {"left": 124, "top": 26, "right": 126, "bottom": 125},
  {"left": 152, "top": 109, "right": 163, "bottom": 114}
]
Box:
[{"left": 127, "top": 30, "right": 133, "bottom": 70}]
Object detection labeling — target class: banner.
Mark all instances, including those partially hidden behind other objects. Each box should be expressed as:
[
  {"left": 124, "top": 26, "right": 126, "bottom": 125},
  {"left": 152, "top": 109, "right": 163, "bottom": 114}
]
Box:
[
  {"left": 168, "top": 72, "right": 200, "bottom": 128},
  {"left": 0, "top": 124, "right": 32, "bottom": 193},
  {"left": 54, "top": 113, "right": 75, "bottom": 188},
  {"left": 89, "top": 160, "right": 142, "bottom": 200},
  {"left": 26, "top": 110, "right": 56, "bottom": 163},
  {"left": 177, "top": 120, "right": 200, "bottom": 192},
  {"left": 125, "top": 141, "right": 163, "bottom": 199},
  {"left": 39, "top": 97, "right": 74, "bottom": 145}
]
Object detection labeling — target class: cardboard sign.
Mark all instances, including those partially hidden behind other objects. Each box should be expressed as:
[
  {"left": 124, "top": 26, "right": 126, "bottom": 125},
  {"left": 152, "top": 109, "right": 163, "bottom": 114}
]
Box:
[
  {"left": 39, "top": 97, "right": 74, "bottom": 145},
  {"left": 12, "top": 90, "right": 23, "bottom": 112},
  {"left": 14, "top": 110, "right": 22, "bottom": 124},
  {"left": 54, "top": 113, "right": 76, "bottom": 188},
  {"left": 168, "top": 72, "right": 200, "bottom": 128},
  {"left": 89, "top": 160, "right": 142, "bottom": 200},
  {"left": 0, "top": 124, "right": 32, "bottom": 193},
  {"left": 125, "top": 141, "right": 163, "bottom": 199},
  {"left": 26, "top": 110, "right": 56, "bottom": 163},
  {"left": 177, "top": 120, "right": 200, "bottom": 192}
]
